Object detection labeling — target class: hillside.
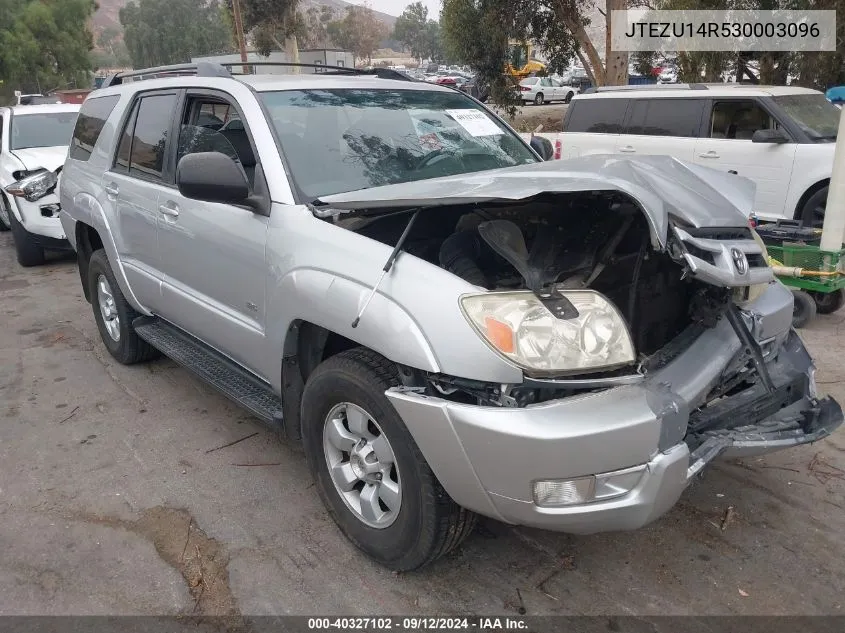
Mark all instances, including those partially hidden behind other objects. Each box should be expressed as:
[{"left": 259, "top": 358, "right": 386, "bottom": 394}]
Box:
[{"left": 91, "top": 0, "right": 397, "bottom": 51}]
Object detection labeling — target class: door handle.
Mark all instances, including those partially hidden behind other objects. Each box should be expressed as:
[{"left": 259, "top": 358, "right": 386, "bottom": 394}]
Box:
[
  {"left": 698, "top": 151, "right": 720, "bottom": 158},
  {"left": 619, "top": 146, "right": 636, "bottom": 153},
  {"left": 104, "top": 183, "right": 119, "bottom": 197},
  {"left": 158, "top": 202, "right": 180, "bottom": 218}
]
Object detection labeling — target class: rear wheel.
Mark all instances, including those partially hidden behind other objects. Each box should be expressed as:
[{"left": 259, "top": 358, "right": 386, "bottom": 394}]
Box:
[
  {"left": 534, "top": 93, "right": 544, "bottom": 106},
  {"left": 812, "top": 289, "right": 844, "bottom": 315},
  {"left": 799, "top": 186, "right": 827, "bottom": 228},
  {"left": 792, "top": 289, "right": 817, "bottom": 328},
  {"left": 8, "top": 207, "right": 45, "bottom": 266},
  {"left": 301, "top": 348, "right": 475, "bottom": 571},
  {"left": 87, "top": 249, "right": 160, "bottom": 364}
]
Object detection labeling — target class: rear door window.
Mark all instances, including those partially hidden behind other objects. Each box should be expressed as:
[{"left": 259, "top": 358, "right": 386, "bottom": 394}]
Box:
[
  {"left": 69, "top": 95, "right": 120, "bottom": 161},
  {"left": 565, "top": 99, "right": 629, "bottom": 133},
  {"left": 626, "top": 98, "right": 704, "bottom": 137}
]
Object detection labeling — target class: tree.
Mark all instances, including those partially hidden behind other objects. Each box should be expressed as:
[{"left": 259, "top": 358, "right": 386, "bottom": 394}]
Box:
[
  {"left": 120, "top": 0, "right": 231, "bottom": 68},
  {"left": 441, "top": 0, "right": 627, "bottom": 95},
  {"left": 0, "top": 0, "right": 96, "bottom": 95},
  {"left": 394, "top": 2, "right": 429, "bottom": 61},
  {"left": 227, "top": 0, "right": 302, "bottom": 68},
  {"left": 327, "top": 4, "right": 386, "bottom": 65},
  {"left": 301, "top": 5, "right": 336, "bottom": 49}
]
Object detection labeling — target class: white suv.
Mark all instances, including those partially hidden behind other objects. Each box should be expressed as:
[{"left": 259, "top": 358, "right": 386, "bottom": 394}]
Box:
[
  {"left": 0, "top": 103, "right": 80, "bottom": 265},
  {"left": 560, "top": 84, "right": 840, "bottom": 226}
]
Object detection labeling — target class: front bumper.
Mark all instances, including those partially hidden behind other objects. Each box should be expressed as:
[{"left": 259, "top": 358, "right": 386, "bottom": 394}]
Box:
[
  {"left": 13, "top": 195, "right": 71, "bottom": 249},
  {"left": 386, "top": 289, "right": 842, "bottom": 534}
]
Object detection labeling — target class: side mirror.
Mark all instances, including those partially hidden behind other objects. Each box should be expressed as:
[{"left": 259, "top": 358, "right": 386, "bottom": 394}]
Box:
[
  {"left": 530, "top": 135, "right": 555, "bottom": 160},
  {"left": 176, "top": 152, "right": 249, "bottom": 204},
  {"left": 751, "top": 128, "right": 789, "bottom": 144}
]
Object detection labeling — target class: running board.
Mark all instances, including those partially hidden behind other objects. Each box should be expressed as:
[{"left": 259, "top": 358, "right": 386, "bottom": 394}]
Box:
[{"left": 133, "top": 317, "right": 282, "bottom": 426}]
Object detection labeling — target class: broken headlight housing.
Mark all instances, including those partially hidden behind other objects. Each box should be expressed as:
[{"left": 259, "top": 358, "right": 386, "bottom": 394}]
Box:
[
  {"left": 5, "top": 168, "right": 57, "bottom": 202},
  {"left": 460, "top": 289, "right": 636, "bottom": 375}
]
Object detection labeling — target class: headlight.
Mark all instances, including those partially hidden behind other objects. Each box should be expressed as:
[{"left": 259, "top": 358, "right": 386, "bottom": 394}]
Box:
[
  {"left": 460, "top": 289, "right": 636, "bottom": 375},
  {"left": 5, "top": 169, "right": 57, "bottom": 202}
]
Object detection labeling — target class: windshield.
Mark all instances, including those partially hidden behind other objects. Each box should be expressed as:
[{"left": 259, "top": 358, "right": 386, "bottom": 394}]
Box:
[
  {"left": 260, "top": 88, "right": 537, "bottom": 199},
  {"left": 773, "top": 94, "right": 841, "bottom": 141},
  {"left": 11, "top": 112, "right": 78, "bottom": 150}
]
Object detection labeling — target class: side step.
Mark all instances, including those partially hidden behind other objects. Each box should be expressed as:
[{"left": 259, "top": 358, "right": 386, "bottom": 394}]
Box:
[{"left": 133, "top": 317, "right": 282, "bottom": 426}]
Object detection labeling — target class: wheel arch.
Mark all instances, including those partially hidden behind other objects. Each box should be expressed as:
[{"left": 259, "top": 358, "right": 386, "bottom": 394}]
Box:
[{"left": 280, "top": 320, "right": 410, "bottom": 443}]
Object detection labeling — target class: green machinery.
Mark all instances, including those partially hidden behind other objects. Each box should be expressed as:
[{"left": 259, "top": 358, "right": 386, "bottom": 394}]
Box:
[{"left": 754, "top": 220, "right": 845, "bottom": 328}]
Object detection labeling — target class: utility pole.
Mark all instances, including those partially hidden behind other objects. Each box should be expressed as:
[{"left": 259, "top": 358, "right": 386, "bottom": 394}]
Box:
[
  {"left": 820, "top": 105, "right": 845, "bottom": 252},
  {"left": 231, "top": 0, "right": 250, "bottom": 75}
]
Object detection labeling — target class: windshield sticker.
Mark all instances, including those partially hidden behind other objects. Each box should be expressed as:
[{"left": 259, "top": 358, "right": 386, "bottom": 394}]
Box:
[{"left": 446, "top": 109, "right": 503, "bottom": 137}]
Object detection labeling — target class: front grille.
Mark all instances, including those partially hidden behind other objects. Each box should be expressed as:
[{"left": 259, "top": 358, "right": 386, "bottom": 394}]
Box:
[{"left": 674, "top": 226, "right": 773, "bottom": 287}]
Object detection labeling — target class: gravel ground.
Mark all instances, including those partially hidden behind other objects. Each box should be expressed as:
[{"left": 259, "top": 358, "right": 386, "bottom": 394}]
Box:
[{"left": 1, "top": 233, "right": 845, "bottom": 619}]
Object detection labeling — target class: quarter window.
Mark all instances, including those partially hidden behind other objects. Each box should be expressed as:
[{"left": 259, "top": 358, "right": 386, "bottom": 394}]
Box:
[
  {"left": 626, "top": 99, "right": 704, "bottom": 137},
  {"left": 70, "top": 95, "right": 120, "bottom": 161}
]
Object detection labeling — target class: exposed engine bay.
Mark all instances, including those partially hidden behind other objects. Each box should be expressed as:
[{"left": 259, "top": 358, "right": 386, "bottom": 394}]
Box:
[{"left": 342, "top": 191, "right": 732, "bottom": 372}]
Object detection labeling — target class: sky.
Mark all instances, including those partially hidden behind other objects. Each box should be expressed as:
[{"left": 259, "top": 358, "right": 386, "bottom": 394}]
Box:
[{"left": 347, "top": 0, "right": 443, "bottom": 19}]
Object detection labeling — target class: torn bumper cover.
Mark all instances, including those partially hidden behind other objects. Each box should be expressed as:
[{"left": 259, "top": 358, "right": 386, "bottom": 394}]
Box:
[{"left": 386, "top": 314, "right": 842, "bottom": 534}]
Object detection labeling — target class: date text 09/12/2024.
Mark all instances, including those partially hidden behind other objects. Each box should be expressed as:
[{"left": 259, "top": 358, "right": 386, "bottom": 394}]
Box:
[{"left": 307, "top": 618, "right": 529, "bottom": 631}]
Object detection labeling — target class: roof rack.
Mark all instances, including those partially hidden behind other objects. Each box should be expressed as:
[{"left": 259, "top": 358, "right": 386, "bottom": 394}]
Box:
[
  {"left": 99, "top": 61, "right": 416, "bottom": 89},
  {"left": 581, "top": 83, "right": 709, "bottom": 95}
]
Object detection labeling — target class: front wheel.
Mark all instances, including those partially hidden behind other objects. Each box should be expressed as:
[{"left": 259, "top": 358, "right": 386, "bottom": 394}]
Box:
[
  {"left": 8, "top": 207, "right": 45, "bottom": 266},
  {"left": 301, "top": 348, "right": 475, "bottom": 571},
  {"left": 0, "top": 195, "right": 11, "bottom": 232},
  {"left": 564, "top": 91, "right": 574, "bottom": 104}
]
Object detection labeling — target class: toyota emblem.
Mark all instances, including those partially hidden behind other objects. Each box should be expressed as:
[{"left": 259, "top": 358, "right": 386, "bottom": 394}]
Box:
[{"left": 731, "top": 247, "right": 748, "bottom": 275}]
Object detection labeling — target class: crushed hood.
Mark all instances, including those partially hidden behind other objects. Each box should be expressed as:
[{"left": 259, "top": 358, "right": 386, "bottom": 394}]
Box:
[
  {"left": 316, "top": 154, "right": 755, "bottom": 247},
  {"left": 10, "top": 146, "right": 68, "bottom": 173}
]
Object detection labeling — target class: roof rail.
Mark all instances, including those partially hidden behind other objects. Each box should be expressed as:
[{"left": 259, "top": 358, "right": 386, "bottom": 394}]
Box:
[
  {"left": 99, "top": 60, "right": 416, "bottom": 89},
  {"left": 581, "top": 83, "right": 708, "bottom": 94}
]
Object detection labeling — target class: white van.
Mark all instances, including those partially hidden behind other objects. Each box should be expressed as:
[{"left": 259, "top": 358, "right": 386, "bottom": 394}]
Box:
[{"left": 560, "top": 84, "right": 840, "bottom": 225}]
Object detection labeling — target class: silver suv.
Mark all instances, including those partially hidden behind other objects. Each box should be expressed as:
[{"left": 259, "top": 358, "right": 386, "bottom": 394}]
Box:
[{"left": 59, "top": 63, "right": 842, "bottom": 571}]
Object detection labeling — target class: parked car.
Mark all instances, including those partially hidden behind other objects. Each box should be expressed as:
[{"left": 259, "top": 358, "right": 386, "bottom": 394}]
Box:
[
  {"left": 519, "top": 76, "right": 577, "bottom": 105},
  {"left": 59, "top": 64, "right": 841, "bottom": 571},
  {"left": 657, "top": 68, "right": 678, "bottom": 84},
  {"left": 0, "top": 103, "right": 80, "bottom": 265},
  {"left": 561, "top": 84, "right": 841, "bottom": 226}
]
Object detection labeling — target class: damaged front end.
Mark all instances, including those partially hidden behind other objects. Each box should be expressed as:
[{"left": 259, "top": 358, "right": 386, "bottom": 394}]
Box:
[{"left": 313, "top": 157, "right": 842, "bottom": 525}]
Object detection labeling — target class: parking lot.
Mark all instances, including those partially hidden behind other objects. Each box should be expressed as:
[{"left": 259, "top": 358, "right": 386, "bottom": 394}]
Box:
[{"left": 2, "top": 233, "right": 845, "bottom": 618}]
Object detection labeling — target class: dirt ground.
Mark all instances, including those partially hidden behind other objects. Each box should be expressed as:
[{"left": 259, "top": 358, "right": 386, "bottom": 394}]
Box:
[
  {"left": 2, "top": 232, "right": 845, "bottom": 619},
  {"left": 502, "top": 103, "right": 569, "bottom": 133}
]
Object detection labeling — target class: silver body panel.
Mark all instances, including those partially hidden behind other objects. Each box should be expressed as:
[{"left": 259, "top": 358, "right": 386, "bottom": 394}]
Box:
[{"left": 59, "top": 73, "right": 842, "bottom": 534}]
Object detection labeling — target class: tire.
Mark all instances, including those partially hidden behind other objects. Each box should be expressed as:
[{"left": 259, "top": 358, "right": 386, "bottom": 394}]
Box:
[
  {"left": 7, "top": 206, "right": 45, "bottom": 266},
  {"left": 564, "top": 91, "right": 574, "bottom": 104},
  {"left": 798, "top": 186, "right": 827, "bottom": 228},
  {"left": 301, "top": 348, "right": 476, "bottom": 571},
  {"left": 791, "top": 289, "right": 817, "bottom": 329},
  {"left": 811, "top": 288, "right": 844, "bottom": 315},
  {"left": 534, "top": 93, "right": 544, "bottom": 106},
  {"left": 87, "top": 249, "right": 160, "bottom": 364},
  {"left": 0, "top": 195, "right": 11, "bottom": 232}
]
